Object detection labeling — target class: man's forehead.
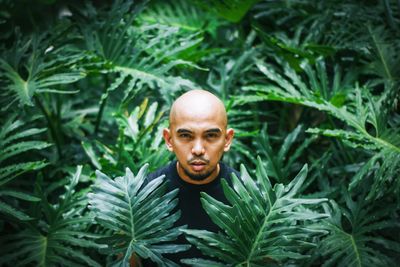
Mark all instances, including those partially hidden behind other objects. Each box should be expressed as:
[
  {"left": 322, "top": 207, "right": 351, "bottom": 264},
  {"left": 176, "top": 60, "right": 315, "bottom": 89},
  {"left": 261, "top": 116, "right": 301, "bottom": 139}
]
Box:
[
  {"left": 169, "top": 90, "right": 228, "bottom": 128},
  {"left": 170, "top": 108, "right": 226, "bottom": 127},
  {"left": 171, "top": 118, "right": 224, "bottom": 130}
]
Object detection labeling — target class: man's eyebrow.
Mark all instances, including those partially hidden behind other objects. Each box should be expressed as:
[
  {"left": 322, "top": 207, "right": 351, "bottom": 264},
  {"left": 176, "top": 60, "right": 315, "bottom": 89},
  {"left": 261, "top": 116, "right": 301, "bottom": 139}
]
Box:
[
  {"left": 176, "top": 128, "right": 193, "bottom": 134},
  {"left": 205, "top": 128, "right": 222, "bottom": 133}
]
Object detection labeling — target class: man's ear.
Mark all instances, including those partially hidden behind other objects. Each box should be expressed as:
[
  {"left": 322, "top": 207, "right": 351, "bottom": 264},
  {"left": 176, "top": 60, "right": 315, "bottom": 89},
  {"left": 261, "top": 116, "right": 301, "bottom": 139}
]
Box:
[
  {"left": 223, "top": 128, "right": 234, "bottom": 152},
  {"left": 163, "top": 128, "right": 174, "bottom": 152}
]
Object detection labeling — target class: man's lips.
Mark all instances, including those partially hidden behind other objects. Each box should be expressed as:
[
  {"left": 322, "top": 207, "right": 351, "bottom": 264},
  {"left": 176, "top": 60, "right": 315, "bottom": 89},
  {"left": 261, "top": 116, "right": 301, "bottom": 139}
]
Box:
[
  {"left": 189, "top": 161, "right": 207, "bottom": 171},
  {"left": 191, "top": 161, "right": 206, "bottom": 165}
]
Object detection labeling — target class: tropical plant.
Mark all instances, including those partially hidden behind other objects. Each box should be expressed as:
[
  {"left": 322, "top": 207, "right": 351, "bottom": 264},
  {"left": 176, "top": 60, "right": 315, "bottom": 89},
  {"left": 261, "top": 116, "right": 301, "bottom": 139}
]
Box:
[
  {"left": 318, "top": 189, "right": 400, "bottom": 267},
  {"left": 194, "top": 0, "right": 260, "bottom": 23},
  {"left": 139, "top": 0, "right": 225, "bottom": 38},
  {"left": 88, "top": 164, "right": 189, "bottom": 266},
  {"left": 82, "top": 98, "right": 171, "bottom": 176},
  {"left": 0, "top": 33, "right": 86, "bottom": 110},
  {"left": 256, "top": 124, "right": 315, "bottom": 183},
  {"left": 237, "top": 57, "right": 400, "bottom": 194},
  {"left": 0, "top": 114, "right": 50, "bottom": 220},
  {"left": 74, "top": 0, "right": 201, "bottom": 108},
  {"left": 0, "top": 115, "right": 50, "bottom": 187},
  {"left": 0, "top": 0, "right": 399, "bottom": 265},
  {"left": 182, "top": 158, "right": 328, "bottom": 266},
  {"left": 0, "top": 166, "right": 103, "bottom": 266}
]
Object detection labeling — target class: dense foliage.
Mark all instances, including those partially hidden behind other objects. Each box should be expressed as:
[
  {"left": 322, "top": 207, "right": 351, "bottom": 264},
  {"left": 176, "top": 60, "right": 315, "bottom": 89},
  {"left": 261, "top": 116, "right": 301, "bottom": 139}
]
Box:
[{"left": 0, "top": 0, "right": 399, "bottom": 266}]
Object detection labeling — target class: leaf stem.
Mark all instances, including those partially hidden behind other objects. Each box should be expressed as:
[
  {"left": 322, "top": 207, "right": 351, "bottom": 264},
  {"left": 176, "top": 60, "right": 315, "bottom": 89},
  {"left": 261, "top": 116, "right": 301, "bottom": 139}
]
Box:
[
  {"left": 327, "top": 116, "right": 354, "bottom": 163},
  {"left": 368, "top": 25, "right": 393, "bottom": 80},
  {"left": 34, "top": 95, "right": 62, "bottom": 159},
  {"left": 368, "top": 134, "right": 400, "bottom": 153},
  {"left": 382, "top": 0, "right": 396, "bottom": 29},
  {"left": 349, "top": 234, "right": 362, "bottom": 267},
  {"left": 246, "top": 201, "right": 275, "bottom": 263},
  {"left": 94, "top": 75, "right": 110, "bottom": 135}
]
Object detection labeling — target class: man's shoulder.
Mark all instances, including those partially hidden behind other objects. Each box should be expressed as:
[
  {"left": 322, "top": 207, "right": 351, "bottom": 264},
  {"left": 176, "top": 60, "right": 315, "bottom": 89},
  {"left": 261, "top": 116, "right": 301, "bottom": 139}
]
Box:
[
  {"left": 219, "top": 162, "right": 240, "bottom": 181},
  {"left": 147, "top": 161, "right": 175, "bottom": 182}
]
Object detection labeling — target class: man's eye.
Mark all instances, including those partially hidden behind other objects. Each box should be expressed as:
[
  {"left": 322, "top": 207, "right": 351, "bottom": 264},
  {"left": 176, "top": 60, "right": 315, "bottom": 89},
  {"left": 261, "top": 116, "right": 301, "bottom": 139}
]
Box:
[
  {"left": 179, "top": 134, "right": 191, "bottom": 139},
  {"left": 206, "top": 133, "right": 218, "bottom": 139}
]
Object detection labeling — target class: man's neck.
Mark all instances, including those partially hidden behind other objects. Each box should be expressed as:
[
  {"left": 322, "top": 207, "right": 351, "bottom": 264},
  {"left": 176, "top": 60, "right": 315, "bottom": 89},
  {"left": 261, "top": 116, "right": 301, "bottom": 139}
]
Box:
[{"left": 176, "top": 162, "right": 220, "bottom": 185}]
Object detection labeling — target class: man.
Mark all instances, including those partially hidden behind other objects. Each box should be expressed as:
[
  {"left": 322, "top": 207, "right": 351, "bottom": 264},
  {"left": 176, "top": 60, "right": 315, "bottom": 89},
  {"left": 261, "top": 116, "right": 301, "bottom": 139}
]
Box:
[{"left": 145, "top": 89, "right": 239, "bottom": 264}]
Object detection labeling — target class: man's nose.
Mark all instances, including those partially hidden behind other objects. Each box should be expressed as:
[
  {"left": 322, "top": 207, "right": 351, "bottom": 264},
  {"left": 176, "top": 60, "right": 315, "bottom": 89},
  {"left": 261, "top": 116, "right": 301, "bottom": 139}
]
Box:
[{"left": 192, "top": 139, "right": 205, "bottom": 155}]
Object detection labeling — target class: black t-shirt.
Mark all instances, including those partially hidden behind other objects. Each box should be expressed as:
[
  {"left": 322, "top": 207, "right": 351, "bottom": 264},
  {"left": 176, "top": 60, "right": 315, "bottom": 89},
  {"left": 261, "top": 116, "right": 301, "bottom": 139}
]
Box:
[{"left": 143, "top": 161, "right": 239, "bottom": 266}]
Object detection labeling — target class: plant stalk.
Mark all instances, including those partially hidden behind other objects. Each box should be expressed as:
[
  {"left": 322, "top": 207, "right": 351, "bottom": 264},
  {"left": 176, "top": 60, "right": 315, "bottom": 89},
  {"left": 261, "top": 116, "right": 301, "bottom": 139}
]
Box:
[
  {"left": 382, "top": 0, "right": 396, "bottom": 29},
  {"left": 94, "top": 75, "right": 110, "bottom": 135},
  {"left": 34, "top": 95, "right": 62, "bottom": 159}
]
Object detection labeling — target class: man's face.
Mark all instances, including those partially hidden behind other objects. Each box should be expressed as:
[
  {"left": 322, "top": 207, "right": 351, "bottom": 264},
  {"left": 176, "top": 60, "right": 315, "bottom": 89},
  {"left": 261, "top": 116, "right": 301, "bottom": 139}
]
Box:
[{"left": 163, "top": 110, "right": 234, "bottom": 183}]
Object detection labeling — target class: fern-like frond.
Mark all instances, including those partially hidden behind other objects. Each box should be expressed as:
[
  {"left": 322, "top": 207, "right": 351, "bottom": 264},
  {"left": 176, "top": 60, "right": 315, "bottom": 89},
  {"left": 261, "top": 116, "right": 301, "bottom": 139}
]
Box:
[
  {"left": 0, "top": 115, "right": 50, "bottom": 186},
  {"left": 238, "top": 58, "right": 400, "bottom": 196},
  {"left": 347, "top": 150, "right": 400, "bottom": 200},
  {"left": 139, "top": 0, "right": 224, "bottom": 36},
  {"left": 0, "top": 114, "right": 49, "bottom": 219},
  {"left": 319, "top": 193, "right": 400, "bottom": 267},
  {"left": 194, "top": 0, "right": 260, "bottom": 23},
  {"left": 0, "top": 187, "right": 41, "bottom": 221},
  {"left": 238, "top": 58, "right": 400, "bottom": 155},
  {"left": 88, "top": 164, "right": 189, "bottom": 266},
  {"left": 366, "top": 25, "right": 400, "bottom": 83},
  {"left": 182, "top": 157, "right": 328, "bottom": 266},
  {"left": 208, "top": 44, "right": 257, "bottom": 99},
  {"left": 83, "top": 99, "right": 171, "bottom": 175},
  {"left": 0, "top": 166, "right": 103, "bottom": 266},
  {"left": 77, "top": 1, "right": 200, "bottom": 107},
  {"left": 0, "top": 33, "right": 86, "bottom": 110},
  {"left": 257, "top": 124, "right": 315, "bottom": 183}
]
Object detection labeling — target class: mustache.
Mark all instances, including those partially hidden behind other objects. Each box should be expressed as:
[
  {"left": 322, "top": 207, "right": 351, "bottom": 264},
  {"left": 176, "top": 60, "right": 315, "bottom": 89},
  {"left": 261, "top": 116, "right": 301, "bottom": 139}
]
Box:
[{"left": 188, "top": 157, "right": 210, "bottom": 164}]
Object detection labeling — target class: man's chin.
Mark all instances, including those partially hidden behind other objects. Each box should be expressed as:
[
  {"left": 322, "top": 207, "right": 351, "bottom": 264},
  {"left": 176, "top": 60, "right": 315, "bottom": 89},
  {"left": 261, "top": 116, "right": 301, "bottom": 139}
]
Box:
[{"left": 184, "top": 168, "right": 213, "bottom": 181}]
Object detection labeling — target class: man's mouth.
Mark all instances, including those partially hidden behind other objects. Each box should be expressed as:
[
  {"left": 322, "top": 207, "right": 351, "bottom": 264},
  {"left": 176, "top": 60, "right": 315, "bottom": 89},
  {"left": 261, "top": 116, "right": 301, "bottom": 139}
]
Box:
[{"left": 189, "top": 161, "right": 207, "bottom": 172}]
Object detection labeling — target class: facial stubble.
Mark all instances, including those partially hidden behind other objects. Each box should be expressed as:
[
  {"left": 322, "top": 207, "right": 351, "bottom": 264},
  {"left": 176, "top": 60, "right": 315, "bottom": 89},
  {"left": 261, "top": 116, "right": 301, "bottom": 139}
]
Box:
[{"left": 181, "top": 162, "right": 217, "bottom": 181}]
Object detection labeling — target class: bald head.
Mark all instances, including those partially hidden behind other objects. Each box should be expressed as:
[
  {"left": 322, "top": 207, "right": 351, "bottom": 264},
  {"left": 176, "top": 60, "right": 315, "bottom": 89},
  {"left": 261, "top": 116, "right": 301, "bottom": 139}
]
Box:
[
  {"left": 169, "top": 90, "right": 227, "bottom": 128},
  {"left": 163, "top": 89, "right": 234, "bottom": 184}
]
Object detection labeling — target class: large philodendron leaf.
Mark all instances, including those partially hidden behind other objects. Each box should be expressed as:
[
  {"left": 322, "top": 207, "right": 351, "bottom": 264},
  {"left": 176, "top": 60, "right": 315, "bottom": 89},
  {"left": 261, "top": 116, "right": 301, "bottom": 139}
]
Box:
[
  {"left": 0, "top": 114, "right": 50, "bottom": 186},
  {"left": 258, "top": 124, "right": 315, "bottom": 184},
  {"left": 139, "top": 0, "right": 225, "bottom": 37},
  {"left": 237, "top": 57, "right": 400, "bottom": 194},
  {"left": 0, "top": 166, "right": 103, "bottom": 266},
  {"left": 194, "top": 0, "right": 260, "bottom": 23},
  {"left": 182, "top": 157, "right": 328, "bottom": 266},
  {"left": 0, "top": 114, "right": 51, "bottom": 221},
  {"left": 88, "top": 164, "right": 189, "bottom": 266},
  {"left": 238, "top": 58, "right": 400, "bottom": 154},
  {"left": 0, "top": 34, "right": 86, "bottom": 110},
  {"left": 318, "top": 192, "right": 400, "bottom": 267},
  {"left": 83, "top": 99, "right": 172, "bottom": 176},
  {"left": 77, "top": 1, "right": 201, "bottom": 107}
]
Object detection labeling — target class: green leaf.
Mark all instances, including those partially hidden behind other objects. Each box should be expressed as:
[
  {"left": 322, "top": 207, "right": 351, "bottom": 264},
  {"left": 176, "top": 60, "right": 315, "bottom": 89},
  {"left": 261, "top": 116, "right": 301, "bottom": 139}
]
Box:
[
  {"left": 182, "top": 158, "right": 328, "bottom": 265},
  {"left": 139, "top": 0, "right": 225, "bottom": 37},
  {"left": 0, "top": 199, "right": 32, "bottom": 221},
  {"left": 258, "top": 125, "right": 314, "bottom": 183},
  {"left": 239, "top": 59, "right": 400, "bottom": 154},
  {"left": 0, "top": 190, "right": 40, "bottom": 201},
  {"left": 0, "top": 167, "right": 101, "bottom": 266},
  {"left": 81, "top": 141, "right": 102, "bottom": 170},
  {"left": 89, "top": 164, "right": 189, "bottom": 266},
  {"left": 0, "top": 36, "right": 86, "bottom": 109},
  {"left": 0, "top": 141, "right": 51, "bottom": 163},
  {"left": 0, "top": 161, "right": 49, "bottom": 186},
  {"left": 79, "top": 4, "right": 200, "bottom": 107},
  {"left": 319, "top": 196, "right": 400, "bottom": 267},
  {"left": 0, "top": 115, "right": 50, "bottom": 185},
  {"left": 194, "top": 0, "right": 260, "bottom": 23}
]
